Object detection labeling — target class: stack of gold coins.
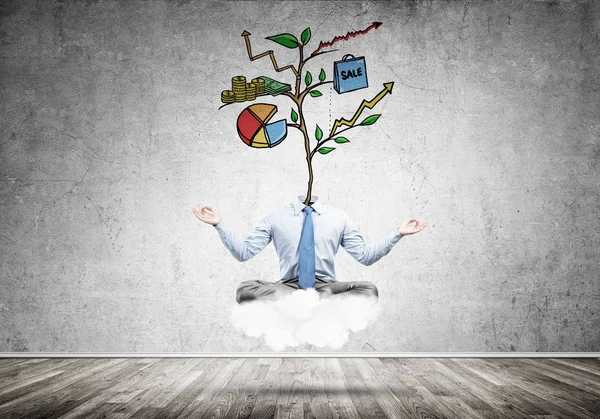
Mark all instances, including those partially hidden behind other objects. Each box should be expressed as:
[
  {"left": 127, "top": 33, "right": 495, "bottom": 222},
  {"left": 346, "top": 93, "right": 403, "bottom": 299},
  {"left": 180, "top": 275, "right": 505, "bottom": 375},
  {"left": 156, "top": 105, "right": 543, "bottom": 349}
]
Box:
[
  {"left": 246, "top": 83, "right": 256, "bottom": 101},
  {"left": 221, "top": 90, "right": 235, "bottom": 103},
  {"left": 232, "top": 76, "right": 247, "bottom": 102},
  {"left": 251, "top": 77, "right": 265, "bottom": 95}
]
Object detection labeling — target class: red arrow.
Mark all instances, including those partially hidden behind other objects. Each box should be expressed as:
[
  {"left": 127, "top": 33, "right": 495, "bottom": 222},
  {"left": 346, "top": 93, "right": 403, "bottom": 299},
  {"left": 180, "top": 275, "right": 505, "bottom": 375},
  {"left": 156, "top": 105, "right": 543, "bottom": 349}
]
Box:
[{"left": 311, "top": 22, "right": 383, "bottom": 56}]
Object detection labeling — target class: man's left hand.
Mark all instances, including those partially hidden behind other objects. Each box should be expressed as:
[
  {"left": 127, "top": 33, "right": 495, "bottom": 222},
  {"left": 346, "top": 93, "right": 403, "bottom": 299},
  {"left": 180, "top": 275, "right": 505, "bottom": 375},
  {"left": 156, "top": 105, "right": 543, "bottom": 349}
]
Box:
[{"left": 398, "top": 218, "right": 427, "bottom": 235}]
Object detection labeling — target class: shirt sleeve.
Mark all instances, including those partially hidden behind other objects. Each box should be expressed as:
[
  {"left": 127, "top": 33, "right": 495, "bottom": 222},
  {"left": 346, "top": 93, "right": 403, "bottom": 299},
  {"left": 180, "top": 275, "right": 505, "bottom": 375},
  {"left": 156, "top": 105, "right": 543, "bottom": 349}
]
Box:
[
  {"left": 341, "top": 213, "right": 403, "bottom": 266},
  {"left": 213, "top": 214, "right": 273, "bottom": 262}
]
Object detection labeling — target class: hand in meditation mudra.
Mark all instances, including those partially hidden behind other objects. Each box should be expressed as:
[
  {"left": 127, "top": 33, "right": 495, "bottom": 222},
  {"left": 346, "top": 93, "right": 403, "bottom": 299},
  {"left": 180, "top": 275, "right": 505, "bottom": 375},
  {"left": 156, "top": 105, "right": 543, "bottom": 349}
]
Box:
[{"left": 193, "top": 195, "right": 427, "bottom": 303}]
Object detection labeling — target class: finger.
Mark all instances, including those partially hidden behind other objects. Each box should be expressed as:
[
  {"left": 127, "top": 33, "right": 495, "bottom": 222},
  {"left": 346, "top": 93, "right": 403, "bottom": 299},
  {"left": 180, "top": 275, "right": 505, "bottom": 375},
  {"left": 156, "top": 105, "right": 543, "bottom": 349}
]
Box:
[{"left": 193, "top": 209, "right": 206, "bottom": 219}]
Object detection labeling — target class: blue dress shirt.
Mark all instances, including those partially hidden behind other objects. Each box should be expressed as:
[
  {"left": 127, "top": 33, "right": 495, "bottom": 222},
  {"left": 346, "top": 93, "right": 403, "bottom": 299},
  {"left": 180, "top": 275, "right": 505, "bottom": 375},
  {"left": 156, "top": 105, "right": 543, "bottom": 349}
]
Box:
[{"left": 213, "top": 195, "right": 404, "bottom": 281}]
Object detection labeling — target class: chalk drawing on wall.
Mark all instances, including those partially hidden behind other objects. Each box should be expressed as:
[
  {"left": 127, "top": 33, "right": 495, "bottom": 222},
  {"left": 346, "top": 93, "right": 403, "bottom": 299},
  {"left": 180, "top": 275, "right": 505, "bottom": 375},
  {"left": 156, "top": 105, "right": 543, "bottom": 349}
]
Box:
[
  {"left": 237, "top": 103, "right": 287, "bottom": 148},
  {"left": 218, "top": 23, "right": 393, "bottom": 206},
  {"left": 311, "top": 21, "right": 383, "bottom": 56}
]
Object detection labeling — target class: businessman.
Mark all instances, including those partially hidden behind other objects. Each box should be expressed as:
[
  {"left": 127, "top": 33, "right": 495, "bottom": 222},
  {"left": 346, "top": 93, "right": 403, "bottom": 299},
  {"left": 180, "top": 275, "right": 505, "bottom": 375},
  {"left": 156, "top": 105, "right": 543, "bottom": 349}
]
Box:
[{"left": 193, "top": 195, "right": 427, "bottom": 303}]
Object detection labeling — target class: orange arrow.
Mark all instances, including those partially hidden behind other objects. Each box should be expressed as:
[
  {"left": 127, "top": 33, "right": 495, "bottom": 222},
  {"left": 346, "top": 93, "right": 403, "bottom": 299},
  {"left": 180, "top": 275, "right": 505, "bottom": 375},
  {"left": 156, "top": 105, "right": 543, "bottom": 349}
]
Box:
[
  {"left": 241, "top": 30, "right": 252, "bottom": 56},
  {"left": 241, "top": 30, "right": 298, "bottom": 76}
]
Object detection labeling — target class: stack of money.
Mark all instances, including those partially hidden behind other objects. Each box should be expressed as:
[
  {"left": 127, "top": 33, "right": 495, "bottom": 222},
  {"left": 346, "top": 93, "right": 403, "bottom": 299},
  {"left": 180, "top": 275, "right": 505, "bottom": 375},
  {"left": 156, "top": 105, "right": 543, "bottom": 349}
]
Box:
[
  {"left": 259, "top": 76, "right": 292, "bottom": 96},
  {"left": 221, "top": 90, "right": 235, "bottom": 103},
  {"left": 251, "top": 77, "right": 265, "bottom": 95},
  {"left": 232, "top": 76, "right": 247, "bottom": 102},
  {"left": 246, "top": 83, "right": 256, "bottom": 101}
]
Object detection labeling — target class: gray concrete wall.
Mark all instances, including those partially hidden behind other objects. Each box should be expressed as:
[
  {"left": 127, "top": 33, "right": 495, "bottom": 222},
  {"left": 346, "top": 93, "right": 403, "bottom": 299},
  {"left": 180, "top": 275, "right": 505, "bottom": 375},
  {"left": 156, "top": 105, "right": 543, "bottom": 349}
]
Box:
[{"left": 1, "top": 0, "right": 599, "bottom": 353}]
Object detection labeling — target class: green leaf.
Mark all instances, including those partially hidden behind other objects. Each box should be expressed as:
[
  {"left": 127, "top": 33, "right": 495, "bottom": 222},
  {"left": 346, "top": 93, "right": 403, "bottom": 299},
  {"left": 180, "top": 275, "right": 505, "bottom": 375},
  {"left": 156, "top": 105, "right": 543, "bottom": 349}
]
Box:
[
  {"left": 360, "top": 114, "right": 381, "bottom": 125},
  {"left": 309, "top": 90, "right": 322, "bottom": 97},
  {"left": 305, "top": 71, "right": 312, "bottom": 87},
  {"left": 301, "top": 27, "right": 311, "bottom": 45},
  {"left": 317, "top": 147, "right": 335, "bottom": 155},
  {"left": 315, "top": 125, "right": 323, "bottom": 141},
  {"left": 266, "top": 33, "right": 300, "bottom": 49},
  {"left": 291, "top": 108, "right": 298, "bottom": 123},
  {"left": 319, "top": 68, "right": 326, "bottom": 82},
  {"left": 334, "top": 137, "right": 349, "bottom": 144}
]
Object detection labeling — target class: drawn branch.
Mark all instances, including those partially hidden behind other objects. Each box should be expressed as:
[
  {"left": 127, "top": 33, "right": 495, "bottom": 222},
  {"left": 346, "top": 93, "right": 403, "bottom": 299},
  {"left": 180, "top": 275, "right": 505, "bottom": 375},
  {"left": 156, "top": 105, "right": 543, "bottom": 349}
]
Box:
[
  {"left": 310, "top": 125, "right": 362, "bottom": 158},
  {"left": 299, "top": 81, "right": 333, "bottom": 102}
]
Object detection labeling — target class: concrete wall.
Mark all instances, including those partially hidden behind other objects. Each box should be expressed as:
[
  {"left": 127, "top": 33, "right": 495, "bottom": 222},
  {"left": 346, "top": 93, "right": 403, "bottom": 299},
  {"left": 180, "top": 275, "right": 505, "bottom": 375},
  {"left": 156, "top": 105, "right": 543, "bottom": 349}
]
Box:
[{"left": 1, "top": 0, "right": 599, "bottom": 353}]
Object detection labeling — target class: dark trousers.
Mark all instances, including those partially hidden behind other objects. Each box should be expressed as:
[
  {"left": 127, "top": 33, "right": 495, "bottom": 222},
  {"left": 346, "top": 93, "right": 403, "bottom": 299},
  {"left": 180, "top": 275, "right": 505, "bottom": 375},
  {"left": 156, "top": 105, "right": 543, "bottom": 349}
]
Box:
[{"left": 236, "top": 277, "right": 378, "bottom": 304}]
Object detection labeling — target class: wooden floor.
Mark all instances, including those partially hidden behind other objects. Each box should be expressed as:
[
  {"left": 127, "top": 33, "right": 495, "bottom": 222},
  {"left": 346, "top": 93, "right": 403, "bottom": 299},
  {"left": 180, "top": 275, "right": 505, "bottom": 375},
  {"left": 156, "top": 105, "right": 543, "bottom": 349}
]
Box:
[{"left": 0, "top": 358, "right": 599, "bottom": 418}]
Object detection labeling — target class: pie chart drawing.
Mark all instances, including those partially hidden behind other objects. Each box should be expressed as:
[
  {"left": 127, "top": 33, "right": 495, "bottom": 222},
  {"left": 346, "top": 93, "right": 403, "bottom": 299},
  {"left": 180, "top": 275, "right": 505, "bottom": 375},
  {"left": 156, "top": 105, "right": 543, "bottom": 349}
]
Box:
[{"left": 237, "top": 103, "right": 287, "bottom": 148}]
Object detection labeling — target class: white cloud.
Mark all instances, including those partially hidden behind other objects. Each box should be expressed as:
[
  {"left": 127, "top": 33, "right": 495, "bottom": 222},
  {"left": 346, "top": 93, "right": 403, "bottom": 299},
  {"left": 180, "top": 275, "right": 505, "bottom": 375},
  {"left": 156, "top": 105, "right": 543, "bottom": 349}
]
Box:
[{"left": 230, "top": 288, "right": 381, "bottom": 351}]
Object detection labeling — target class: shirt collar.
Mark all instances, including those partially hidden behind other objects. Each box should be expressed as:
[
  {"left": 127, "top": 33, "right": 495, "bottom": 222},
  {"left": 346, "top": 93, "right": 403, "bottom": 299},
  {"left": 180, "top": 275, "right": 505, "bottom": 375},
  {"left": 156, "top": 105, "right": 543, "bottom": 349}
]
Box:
[{"left": 293, "top": 195, "right": 327, "bottom": 215}]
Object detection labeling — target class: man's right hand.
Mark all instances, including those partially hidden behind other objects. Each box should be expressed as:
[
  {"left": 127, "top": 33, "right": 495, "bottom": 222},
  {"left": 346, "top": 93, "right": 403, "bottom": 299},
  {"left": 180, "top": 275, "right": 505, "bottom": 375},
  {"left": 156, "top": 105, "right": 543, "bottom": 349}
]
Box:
[{"left": 192, "top": 205, "right": 221, "bottom": 226}]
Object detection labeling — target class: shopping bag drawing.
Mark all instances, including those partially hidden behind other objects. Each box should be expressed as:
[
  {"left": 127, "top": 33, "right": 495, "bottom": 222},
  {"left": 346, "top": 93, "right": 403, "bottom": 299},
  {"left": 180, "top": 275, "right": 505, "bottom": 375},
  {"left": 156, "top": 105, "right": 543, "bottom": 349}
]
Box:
[{"left": 333, "top": 55, "right": 369, "bottom": 94}]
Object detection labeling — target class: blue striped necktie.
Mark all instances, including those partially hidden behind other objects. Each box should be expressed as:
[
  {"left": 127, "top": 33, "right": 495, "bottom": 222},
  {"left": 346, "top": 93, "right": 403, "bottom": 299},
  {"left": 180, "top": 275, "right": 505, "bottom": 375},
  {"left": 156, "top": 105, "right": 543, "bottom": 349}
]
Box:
[{"left": 298, "top": 206, "right": 316, "bottom": 289}]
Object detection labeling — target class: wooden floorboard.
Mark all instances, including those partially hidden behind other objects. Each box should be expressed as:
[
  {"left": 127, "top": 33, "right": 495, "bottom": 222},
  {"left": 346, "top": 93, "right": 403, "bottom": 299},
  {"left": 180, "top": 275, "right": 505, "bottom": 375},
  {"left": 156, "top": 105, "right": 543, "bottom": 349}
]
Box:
[{"left": 0, "top": 358, "right": 598, "bottom": 419}]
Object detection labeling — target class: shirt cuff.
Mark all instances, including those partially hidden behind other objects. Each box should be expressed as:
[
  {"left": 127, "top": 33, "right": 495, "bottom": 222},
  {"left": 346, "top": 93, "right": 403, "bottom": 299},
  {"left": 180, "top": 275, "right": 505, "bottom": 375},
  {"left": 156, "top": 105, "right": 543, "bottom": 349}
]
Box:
[{"left": 389, "top": 230, "right": 403, "bottom": 244}]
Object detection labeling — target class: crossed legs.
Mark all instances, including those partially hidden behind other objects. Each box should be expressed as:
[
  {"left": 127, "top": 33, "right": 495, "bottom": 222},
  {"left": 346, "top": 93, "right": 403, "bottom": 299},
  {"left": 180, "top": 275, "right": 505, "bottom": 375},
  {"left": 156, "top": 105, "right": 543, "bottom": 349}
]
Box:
[{"left": 236, "top": 277, "right": 378, "bottom": 304}]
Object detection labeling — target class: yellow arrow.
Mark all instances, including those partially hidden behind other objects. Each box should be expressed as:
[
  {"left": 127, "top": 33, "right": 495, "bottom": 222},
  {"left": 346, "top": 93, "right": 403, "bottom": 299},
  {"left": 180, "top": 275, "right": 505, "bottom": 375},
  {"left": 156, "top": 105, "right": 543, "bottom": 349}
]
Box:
[
  {"left": 241, "top": 30, "right": 298, "bottom": 76},
  {"left": 329, "top": 82, "right": 394, "bottom": 136}
]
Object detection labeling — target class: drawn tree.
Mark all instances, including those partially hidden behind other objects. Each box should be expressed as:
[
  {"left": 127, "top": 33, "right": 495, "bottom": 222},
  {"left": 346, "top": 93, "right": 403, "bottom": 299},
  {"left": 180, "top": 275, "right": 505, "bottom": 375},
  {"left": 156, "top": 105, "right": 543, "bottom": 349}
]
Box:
[{"left": 223, "top": 25, "right": 393, "bottom": 206}]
